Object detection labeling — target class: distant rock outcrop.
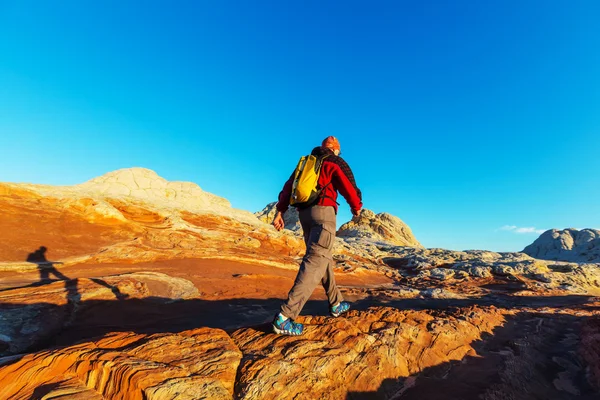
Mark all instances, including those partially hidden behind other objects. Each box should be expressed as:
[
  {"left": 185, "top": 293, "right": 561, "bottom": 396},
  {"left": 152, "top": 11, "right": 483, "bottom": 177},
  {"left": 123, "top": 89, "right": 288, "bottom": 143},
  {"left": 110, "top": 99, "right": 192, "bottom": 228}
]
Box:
[
  {"left": 337, "top": 209, "right": 422, "bottom": 247},
  {"left": 523, "top": 229, "right": 600, "bottom": 263},
  {"left": 255, "top": 202, "right": 301, "bottom": 232},
  {"left": 79, "top": 167, "right": 232, "bottom": 210},
  {"left": 15, "top": 167, "right": 259, "bottom": 225}
]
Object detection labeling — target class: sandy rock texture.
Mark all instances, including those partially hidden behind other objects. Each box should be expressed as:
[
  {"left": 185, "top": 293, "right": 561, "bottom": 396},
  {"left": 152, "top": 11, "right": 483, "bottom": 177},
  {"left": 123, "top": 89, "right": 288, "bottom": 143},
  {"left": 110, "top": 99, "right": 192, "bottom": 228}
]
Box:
[
  {"left": 337, "top": 209, "right": 422, "bottom": 247},
  {"left": 524, "top": 228, "right": 600, "bottom": 263}
]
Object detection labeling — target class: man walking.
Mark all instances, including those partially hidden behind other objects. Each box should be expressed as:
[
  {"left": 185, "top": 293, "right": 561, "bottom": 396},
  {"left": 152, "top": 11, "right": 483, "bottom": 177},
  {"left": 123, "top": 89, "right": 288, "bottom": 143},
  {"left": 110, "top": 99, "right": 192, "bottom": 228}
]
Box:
[{"left": 272, "top": 136, "right": 363, "bottom": 335}]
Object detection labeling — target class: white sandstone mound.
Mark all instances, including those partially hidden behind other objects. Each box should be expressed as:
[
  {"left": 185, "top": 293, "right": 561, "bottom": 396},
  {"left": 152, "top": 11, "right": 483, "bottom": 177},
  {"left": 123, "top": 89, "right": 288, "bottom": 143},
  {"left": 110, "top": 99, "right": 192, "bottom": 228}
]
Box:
[
  {"left": 77, "top": 168, "right": 231, "bottom": 211},
  {"left": 523, "top": 228, "right": 600, "bottom": 263},
  {"left": 337, "top": 209, "right": 422, "bottom": 247},
  {"left": 15, "top": 168, "right": 261, "bottom": 225}
]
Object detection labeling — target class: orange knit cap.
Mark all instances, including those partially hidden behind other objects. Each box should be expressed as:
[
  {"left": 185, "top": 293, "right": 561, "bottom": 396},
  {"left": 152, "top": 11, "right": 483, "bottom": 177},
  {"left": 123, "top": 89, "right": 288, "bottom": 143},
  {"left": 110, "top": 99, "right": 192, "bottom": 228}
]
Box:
[{"left": 321, "top": 136, "right": 341, "bottom": 152}]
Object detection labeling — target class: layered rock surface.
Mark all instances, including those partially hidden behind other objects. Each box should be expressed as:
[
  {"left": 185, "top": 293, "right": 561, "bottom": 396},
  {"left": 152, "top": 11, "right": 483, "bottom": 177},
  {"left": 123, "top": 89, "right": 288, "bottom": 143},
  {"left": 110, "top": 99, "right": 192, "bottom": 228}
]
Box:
[
  {"left": 0, "top": 168, "right": 306, "bottom": 269},
  {"left": 1, "top": 271, "right": 599, "bottom": 399},
  {"left": 233, "top": 306, "right": 505, "bottom": 399},
  {"left": 524, "top": 228, "right": 600, "bottom": 263},
  {"left": 1, "top": 169, "right": 600, "bottom": 399},
  {"left": 0, "top": 271, "right": 515, "bottom": 400},
  {"left": 0, "top": 327, "right": 242, "bottom": 400}
]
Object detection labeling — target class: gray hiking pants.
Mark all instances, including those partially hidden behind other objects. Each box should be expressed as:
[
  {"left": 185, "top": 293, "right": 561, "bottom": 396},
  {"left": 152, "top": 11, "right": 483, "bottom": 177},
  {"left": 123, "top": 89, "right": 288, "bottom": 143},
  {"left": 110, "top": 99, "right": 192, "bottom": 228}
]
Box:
[{"left": 280, "top": 205, "right": 344, "bottom": 320}]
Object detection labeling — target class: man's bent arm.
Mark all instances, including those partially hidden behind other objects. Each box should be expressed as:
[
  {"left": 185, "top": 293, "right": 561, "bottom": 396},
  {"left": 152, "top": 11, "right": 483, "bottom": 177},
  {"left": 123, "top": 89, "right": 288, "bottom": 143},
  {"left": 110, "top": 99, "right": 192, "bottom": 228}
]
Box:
[{"left": 332, "top": 162, "right": 362, "bottom": 213}]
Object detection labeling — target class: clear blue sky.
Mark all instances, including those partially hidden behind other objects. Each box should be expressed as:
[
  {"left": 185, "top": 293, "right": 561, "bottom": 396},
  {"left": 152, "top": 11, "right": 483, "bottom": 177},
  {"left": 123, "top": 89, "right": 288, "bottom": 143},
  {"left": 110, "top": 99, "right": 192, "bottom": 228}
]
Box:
[{"left": 1, "top": 1, "right": 599, "bottom": 252}]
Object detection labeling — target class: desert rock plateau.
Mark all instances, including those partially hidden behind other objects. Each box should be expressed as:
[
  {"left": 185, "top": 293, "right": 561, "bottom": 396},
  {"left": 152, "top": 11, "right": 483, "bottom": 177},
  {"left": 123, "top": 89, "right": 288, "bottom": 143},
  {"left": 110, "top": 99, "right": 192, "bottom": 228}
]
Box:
[{"left": 1, "top": 168, "right": 600, "bottom": 399}]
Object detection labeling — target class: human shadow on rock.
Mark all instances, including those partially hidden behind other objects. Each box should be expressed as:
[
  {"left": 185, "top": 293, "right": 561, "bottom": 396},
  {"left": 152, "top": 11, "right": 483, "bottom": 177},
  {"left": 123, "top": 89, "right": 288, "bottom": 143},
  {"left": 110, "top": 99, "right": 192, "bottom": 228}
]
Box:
[
  {"left": 24, "top": 246, "right": 80, "bottom": 305},
  {"left": 4, "top": 247, "right": 128, "bottom": 302},
  {"left": 26, "top": 246, "right": 68, "bottom": 283}
]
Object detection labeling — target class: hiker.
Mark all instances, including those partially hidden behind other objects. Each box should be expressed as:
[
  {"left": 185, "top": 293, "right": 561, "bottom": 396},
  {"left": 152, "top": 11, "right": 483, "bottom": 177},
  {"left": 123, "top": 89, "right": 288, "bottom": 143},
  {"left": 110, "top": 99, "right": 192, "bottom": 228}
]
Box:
[{"left": 272, "top": 136, "right": 363, "bottom": 335}]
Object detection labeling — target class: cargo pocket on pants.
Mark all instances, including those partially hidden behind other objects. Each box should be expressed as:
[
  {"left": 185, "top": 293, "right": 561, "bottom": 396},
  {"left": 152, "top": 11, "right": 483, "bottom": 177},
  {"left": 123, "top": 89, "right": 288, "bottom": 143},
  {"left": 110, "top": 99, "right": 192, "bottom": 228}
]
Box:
[{"left": 313, "top": 225, "right": 333, "bottom": 249}]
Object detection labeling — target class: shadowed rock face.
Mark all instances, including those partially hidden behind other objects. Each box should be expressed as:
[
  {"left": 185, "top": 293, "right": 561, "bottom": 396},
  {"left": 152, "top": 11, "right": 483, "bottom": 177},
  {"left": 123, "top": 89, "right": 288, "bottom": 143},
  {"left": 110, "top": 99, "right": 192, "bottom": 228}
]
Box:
[
  {"left": 337, "top": 209, "right": 422, "bottom": 247},
  {"left": 0, "top": 272, "right": 199, "bottom": 356},
  {"left": 1, "top": 169, "right": 600, "bottom": 399},
  {"left": 523, "top": 229, "right": 600, "bottom": 263},
  {"left": 255, "top": 201, "right": 301, "bottom": 232},
  {"left": 581, "top": 318, "right": 600, "bottom": 391}
]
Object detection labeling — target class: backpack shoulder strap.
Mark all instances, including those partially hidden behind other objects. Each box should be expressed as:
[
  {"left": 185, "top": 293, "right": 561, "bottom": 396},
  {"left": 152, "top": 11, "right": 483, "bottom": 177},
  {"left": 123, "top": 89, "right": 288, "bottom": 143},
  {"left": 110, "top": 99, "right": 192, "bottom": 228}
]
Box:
[{"left": 314, "top": 155, "right": 340, "bottom": 205}]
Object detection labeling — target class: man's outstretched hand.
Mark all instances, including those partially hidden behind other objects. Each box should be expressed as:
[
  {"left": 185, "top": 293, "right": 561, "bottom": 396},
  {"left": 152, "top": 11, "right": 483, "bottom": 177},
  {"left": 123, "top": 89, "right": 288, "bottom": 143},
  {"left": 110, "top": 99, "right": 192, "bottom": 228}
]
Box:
[
  {"left": 273, "top": 211, "right": 285, "bottom": 231},
  {"left": 352, "top": 208, "right": 362, "bottom": 218}
]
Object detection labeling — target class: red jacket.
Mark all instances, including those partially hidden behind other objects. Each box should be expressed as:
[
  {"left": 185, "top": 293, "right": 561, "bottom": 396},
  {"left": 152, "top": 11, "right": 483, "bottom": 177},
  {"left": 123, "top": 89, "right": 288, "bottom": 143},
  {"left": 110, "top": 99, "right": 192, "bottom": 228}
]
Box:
[{"left": 277, "top": 147, "right": 363, "bottom": 214}]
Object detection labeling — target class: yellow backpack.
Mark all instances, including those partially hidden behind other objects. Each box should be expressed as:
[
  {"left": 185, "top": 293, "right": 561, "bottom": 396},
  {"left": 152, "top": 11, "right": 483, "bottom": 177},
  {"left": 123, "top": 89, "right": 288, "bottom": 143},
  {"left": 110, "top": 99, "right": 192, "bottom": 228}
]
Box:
[{"left": 290, "top": 154, "right": 329, "bottom": 208}]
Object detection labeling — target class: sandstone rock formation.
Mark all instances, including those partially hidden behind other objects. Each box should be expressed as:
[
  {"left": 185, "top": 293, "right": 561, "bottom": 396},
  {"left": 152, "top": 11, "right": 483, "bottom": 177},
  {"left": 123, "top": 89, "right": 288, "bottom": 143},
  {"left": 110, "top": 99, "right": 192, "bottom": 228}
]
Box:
[
  {"left": 1, "top": 169, "right": 600, "bottom": 399},
  {"left": 337, "top": 209, "right": 422, "bottom": 247},
  {"left": 255, "top": 201, "right": 301, "bottom": 232},
  {"left": 2, "top": 281, "right": 598, "bottom": 400},
  {"left": 0, "top": 328, "right": 242, "bottom": 400},
  {"left": 9, "top": 167, "right": 259, "bottom": 225},
  {"left": 0, "top": 279, "right": 511, "bottom": 400},
  {"left": 523, "top": 228, "right": 600, "bottom": 263},
  {"left": 233, "top": 306, "right": 505, "bottom": 399},
  {"left": 0, "top": 168, "right": 306, "bottom": 269}
]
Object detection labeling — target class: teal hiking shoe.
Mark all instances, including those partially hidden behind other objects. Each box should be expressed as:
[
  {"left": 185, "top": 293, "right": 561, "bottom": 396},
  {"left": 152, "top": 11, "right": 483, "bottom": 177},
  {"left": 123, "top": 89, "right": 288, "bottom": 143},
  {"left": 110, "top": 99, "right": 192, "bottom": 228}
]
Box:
[
  {"left": 272, "top": 313, "right": 304, "bottom": 336},
  {"left": 330, "top": 301, "right": 351, "bottom": 317}
]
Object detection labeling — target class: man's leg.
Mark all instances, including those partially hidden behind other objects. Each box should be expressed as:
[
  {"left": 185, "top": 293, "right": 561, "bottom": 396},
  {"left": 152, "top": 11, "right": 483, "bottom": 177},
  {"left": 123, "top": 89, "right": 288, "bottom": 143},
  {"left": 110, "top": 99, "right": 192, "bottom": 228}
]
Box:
[
  {"left": 321, "top": 261, "right": 344, "bottom": 307},
  {"left": 280, "top": 206, "right": 336, "bottom": 320},
  {"left": 317, "top": 208, "right": 343, "bottom": 306}
]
